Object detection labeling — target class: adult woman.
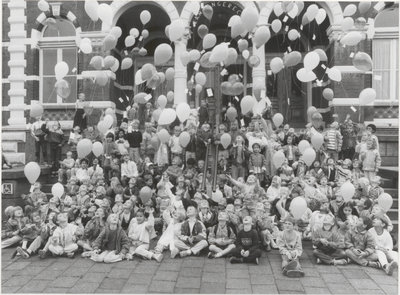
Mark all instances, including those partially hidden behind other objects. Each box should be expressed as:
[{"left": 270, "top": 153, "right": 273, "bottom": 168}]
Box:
[{"left": 73, "top": 93, "right": 87, "bottom": 131}]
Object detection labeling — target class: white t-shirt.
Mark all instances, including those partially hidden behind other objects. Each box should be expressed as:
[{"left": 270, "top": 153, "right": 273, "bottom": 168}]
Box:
[{"left": 369, "top": 228, "right": 393, "bottom": 251}]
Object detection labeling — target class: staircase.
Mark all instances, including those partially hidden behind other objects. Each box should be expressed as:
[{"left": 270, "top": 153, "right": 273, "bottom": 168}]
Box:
[
  {"left": 379, "top": 167, "right": 399, "bottom": 238},
  {"left": 2, "top": 131, "right": 27, "bottom": 165}
]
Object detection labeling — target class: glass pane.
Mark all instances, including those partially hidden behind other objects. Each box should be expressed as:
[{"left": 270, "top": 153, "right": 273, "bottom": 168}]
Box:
[
  {"left": 42, "top": 77, "right": 57, "bottom": 103},
  {"left": 43, "top": 19, "right": 75, "bottom": 37},
  {"left": 62, "top": 48, "right": 77, "bottom": 75},
  {"left": 42, "top": 49, "right": 57, "bottom": 75},
  {"left": 396, "top": 71, "right": 399, "bottom": 100},
  {"left": 63, "top": 76, "right": 77, "bottom": 103},
  {"left": 373, "top": 40, "right": 391, "bottom": 70},
  {"left": 374, "top": 71, "right": 391, "bottom": 100}
]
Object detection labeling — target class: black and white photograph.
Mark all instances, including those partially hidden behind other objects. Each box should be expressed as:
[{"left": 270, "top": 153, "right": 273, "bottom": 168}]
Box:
[{"left": 1, "top": 0, "right": 399, "bottom": 294}]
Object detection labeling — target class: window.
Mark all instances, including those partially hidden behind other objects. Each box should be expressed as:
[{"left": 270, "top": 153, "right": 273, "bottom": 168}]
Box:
[
  {"left": 372, "top": 8, "right": 399, "bottom": 101},
  {"left": 39, "top": 18, "right": 77, "bottom": 104}
]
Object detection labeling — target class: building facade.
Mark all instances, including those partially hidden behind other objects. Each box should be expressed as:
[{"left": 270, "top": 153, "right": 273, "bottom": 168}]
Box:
[{"left": 2, "top": 1, "right": 399, "bottom": 164}]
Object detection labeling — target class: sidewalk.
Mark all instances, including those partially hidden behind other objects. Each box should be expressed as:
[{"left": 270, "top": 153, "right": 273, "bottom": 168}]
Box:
[{"left": 1, "top": 241, "right": 398, "bottom": 294}]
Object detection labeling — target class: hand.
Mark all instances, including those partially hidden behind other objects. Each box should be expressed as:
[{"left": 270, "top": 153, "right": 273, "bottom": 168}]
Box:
[
  {"left": 188, "top": 236, "right": 194, "bottom": 244},
  {"left": 346, "top": 114, "right": 351, "bottom": 120},
  {"left": 82, "top": 114, "right": 86, "bottom": 118},
  {"left": 119, "top": 253, "right": 125, "bottom": 259},
  {"left": 240, "top": 250, "right": 246, "bottom": 257},
  {"left": 243, "top": 250, "right": 250, "bottom": 257},
  {"left": 12, "top": 230, "right": 20, "bottom": 236},
  {"left": 35, "top": 136, "right": 39, "bottom": 142}
]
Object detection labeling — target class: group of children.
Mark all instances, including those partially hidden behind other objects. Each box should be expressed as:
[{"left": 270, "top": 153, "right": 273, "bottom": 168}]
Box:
[{"left": 2, "top": 100, "right": 397, "bottom": 278}]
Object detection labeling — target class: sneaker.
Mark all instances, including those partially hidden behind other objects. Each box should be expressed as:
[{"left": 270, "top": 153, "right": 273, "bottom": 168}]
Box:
[
  {"left": 255, "top": 258, "right": 259, "bottom": 265},
  {"left": 286, "top": 270, "right": 305, "bottom": 278},
  {"left": 153, "top": 253, "right": 163, "bottom": 263},
  {"left": 66, "top": 252, "right": 75, "bottom": 259},
  {"left": 316, "top": 258, "right": 322, "bottom": 264},
  {"left": 368, "top": 261, "right": 381, "bottom": 269},
  {"left": 270, "top": 240, "right": 278, "bottom": 250},
  {"left": 171, "top": 248, "right": 179, "bottom": 259},
  {"left": 229, "top": 257, "right": 243, "bottom": 264},
  {"left": 16, "top": 247, "right": 30, "bottom": 259},
  {"left": 385, "top": 261, "right": 398, "bottom": 276},
  {"left": 38, "top": 249, "right": 46, "bottom": 259},
  {"left": 81, "top": 251, "right": 93, "bottom": 258},
  {"left": 333, "top": 259, "right": 348, "bottom": 266},
  {"left": 265, "top": 244, "right": 271, "bottom": 252},
  {"left": 180, "top": 250, "right": 191, "bottom": 258},
  {"left": 125, "top": 253, "right": 133, "bottom": 260},
  {"left": 208, "top": 252, "right": 215, "bottom": 259}
]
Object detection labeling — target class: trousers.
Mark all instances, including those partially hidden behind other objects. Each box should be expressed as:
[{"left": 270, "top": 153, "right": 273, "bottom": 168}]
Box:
[
  {"left": 230, "top": 247, "right": 262, "bottom": 263},
  {"left": 376, "top": 249, "right": 398, "bottom": 266},
  {"left": 49, "top": 243, "right": 78, "bottom": 255},
  {"left": 313, "top": 248, "right": 347, "bottom": 264},
  {"left": 91, "top": 250, "right": 122, "bottom": 263},
  {"left": 174, "top": 239, "right": 208, "bottom": 255},
  {"left": 129, "top": 243, "right": 153, "bottom": 260},
  {"left": 345, "top": 249, "right": 378, "bottom": 266},
  {"left": 1, "top": 236, "right": 22, "bottom": 249}
]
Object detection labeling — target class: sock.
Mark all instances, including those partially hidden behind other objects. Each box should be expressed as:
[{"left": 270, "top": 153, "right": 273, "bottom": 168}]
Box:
[{"left": 22, "top": 241, "right": 28, "bottom": 249}]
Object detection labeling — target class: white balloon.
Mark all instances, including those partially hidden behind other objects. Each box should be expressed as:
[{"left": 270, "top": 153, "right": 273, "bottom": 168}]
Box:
[
  {"left": 191, "top": 1, "right": 200, "bottom": 14},
  {"left": 242, "top": 50, "right": 250, "bottom": 59},
  {"left": 38, "top": 0, "right": 50, "bottom": 12},
  {"left": 228, "top": 15, "right": 241, "bottom": 27},
  {"left": 340, "top": 31, "right": 362, "bottom": 46},
  {"left": 306, "top": 4, "right": 319, "bottom": 21},
  {"left": 130, "top": 28, "right": 139, "bottom": 38},
  {"left": 343, "top": 4, "right": 357, "bottom": 17},
  {"left": 304, "top": 52, "right": 320, "bottom": 72},
  {"left": 274, "top": 2, "right": 284, "bottom": 17},
  {"left": 135, "top": 69, "right": 144, "bottom": 85},
  {"left": 328, "top": 67, "right": 342, "bottom": 82},
  {"left": 110, "top": 27, "right": 122, "bottom": 39},
  {"left": 176, "top": 102, "right": 191, "bottom": 122},
  {"left": 55, "top": 61, "right": 69, "bottom": 81},
  {"left": 288, "top": 4, "right": 298, "bottom": 19},
  {"left": 296, "top": 68, "right": 317, "bottom": 82},
  {"left": 110, "top": 58, "right": 119, "bottom": 72},
  {"left": 158, "top": 108, "right": 177, "bottom": 125},
  {"left": 97, "top": 3, "right": 113, "bottom": 26},
  {"left": 169, "top": 19, "right": 185, "bottom": 42},
  {"left": 84, "top": 0, "right": 99, "bottom": 22},
  {"left": 125, "top": 35, "right": 135, "bottom": 47},
  {"left": 316, "top": 8, "right": 327, "bottom": 24}
]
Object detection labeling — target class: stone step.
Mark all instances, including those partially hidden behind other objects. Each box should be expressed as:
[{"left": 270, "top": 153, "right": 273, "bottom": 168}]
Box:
[
  {"left": 384, "top": 188, "right": 398, "bottom": 198},
  {"left": 2, "top": 131, "right": 26, "bottom": 142},
  {"left": 2, "top": 142, "right": 18, "bottom": 153},
  {"left": 387, "top": 209, "right": 398, "bottom": 220},
  {"left": 3, "top": 152, "right": 25, "bottom": 165}
]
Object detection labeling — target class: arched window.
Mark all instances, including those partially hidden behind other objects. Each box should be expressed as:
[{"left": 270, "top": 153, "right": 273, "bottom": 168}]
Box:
[
  {"left": 372, "top": 8, "right": 399, "bottom": 101},
  {"left": 39, "top": 18, "right": 78, "bottom": 105}
]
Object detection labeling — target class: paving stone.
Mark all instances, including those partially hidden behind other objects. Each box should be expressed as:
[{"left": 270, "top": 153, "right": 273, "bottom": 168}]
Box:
[
  {"left": 72, "top": 258, "right": 96, "bottom": 267},
  {"left": 116, "top": 259, "right": 139, "bottom": 269},
  {"left": 226, "top": 288, "right": 252, "bottom": 293},
  {"left": 182, "top": 259, "right": 205, "bottom": 268},
  {"left": 127, "top": 273, "right": 153, "bottom": 285},
  {"left": 320, "top": 272, "right": 348, "bottom": 283},
  {"left": 300, "top": 277, "right": 327, "bottom": 288},
  {"left": 154, "top": 270, "right": 179, "bottom": 281},
  {"left": 326, "top": 283, "right": 357, "bottom": 294},
  {"left": 348, "top": 278, "right": 382, "bottom": 290},
  {"left": 340, "top": 268, "right": 370, "bottom": 279},
  {"left": 379, "top": 284, "right": 399, "bottom": 294},
  {"left": 200, "top": 282, "right": 226, "bottom": 294},
  {"left": 28, "top": 258, "right": 54, "bottom": 266},
  {"left": 132, "top": 264, "right": 159, "bottom": 274},
  {"left": 148, "top": 280, "right": 175, "bottom": 293},
  {"left": 250, "top": 274, "right": 275, "bottom": 285},
  {"left": 94, "top": 288, "right": 120, "bottom": 293},
  {"left": 276, "top": 279, "right": 305, "bottom": 292},
  {"left": 252, "top": 284, "right": 279, "bottom": 294},
  {"left": 157, "top": 262, "right": 182, "bottom": 271},
  {"left": 98, "top": 278, "right": 127, "bottom": 290},
  {"left": 106, "top": 268, "right": 133, "bottom": 279},
  {"left": 4, "top": 262, "right": 31, "bottom": 270},
  {"left": 300, "top": 267, "right": 322, "bottom": 277},
  {"left": 48, "top": 260, "right": 74, "bottom": 270},
  {"left": 1, "top": 261, "right": 13, "bottom": 270},
  {"left": 176, "top": 277, "right": 201, "bottom": 289},
  {"left": 227, "top": 268, "right": 250, "bottom": 278},
  {"left": 67, "top": 281, "right": 101, "bottom": 293},
  {"left": 315, "top": 265, "right": 342, "bottom": 273},
  {"left": 357, "top": 289, "right": 385, "bottom": 294},
  {"left": 226, "top": 262, "right": 249, "bottom": 270},
  {"left": 1, "top": 287, "right": 22, "bottom": 293},
  {"left": 80, "top": 272, "right": 108, "bottom": 283},
  {"left": 2, "top": 275, "right": 31, "bottom": 287},
  {"left": 202, "top": 272, "right": 226, "bottom": 283},
  {"left": 62, "top": 266, "right": 90, "bottom": 277},
  {"left": 368, "top": 274, "right": 398, "bottom": 285},
  {"left": 1, "top": 270, "right": 19, "bottom": 280},
  {"left": 34, "top": 269, "right": 64, "bottom": 280},
  {"left": 42, "top": 287, "right": 70, "bottom": 293},
  {"left": 88, "top": 263, "right": 115, "bottom": 273},
  {"left": 179, "top": 267, "right": 203, "bottom": 277},
  {"left": 121, "top": 284, "right": 149, "bottom": 294},
  {"left": 14, "top": 279, "right": 51, "bottom": 292},
  {"left": 18, "top": 266, "right": 46, "bottom": 276},
  {"left": 174, "top": 287, "right": 200, "bottom": 293},
  {"left": 303, "top": 286, "right": 331, "bottom": 294},
  {"left": 203, "top": 263, "right": 226, "bottom": 273},
  {"left": 225, "top": 278, "right": 251, "bottom": 289},
  {"left": 49, "top": 276, "right": 80, "bottom": 288}
]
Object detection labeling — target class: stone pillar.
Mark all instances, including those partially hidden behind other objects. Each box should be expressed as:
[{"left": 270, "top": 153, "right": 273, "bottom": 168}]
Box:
[
  {"left": 252, "top": 44, "right": 266, "bottom": 94},
  {"left": 7, "top": 0, "right": 27, "bottom": 127},
  {"left": 173, "top": 27, "right": 190, "bottom": 105}
]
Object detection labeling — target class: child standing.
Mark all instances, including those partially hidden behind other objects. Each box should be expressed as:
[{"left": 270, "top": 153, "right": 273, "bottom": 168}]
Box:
[
  {"left": 229, "top": 216, "right": 262, "bottom": 264},
  {"left": 168, "top": 126, "right": 184, "bottom": 161},
  {"left": 230, "top": 135, "right": 248, "bottom": 180},
  {"left": 68, "top": 126, "right": 82, "bottom": 160},
  {"left": 30, "top": 115, "right": 47, "bottom": 164},
  {"left": 58, "top": 151, "right": 75, "bottom": 184},
  {"left": 276, "top": 216, "right": 305, "bottom": 277},
  {"left": 125, "top": 120, "right": 142, "bottom": 164},
  {"left": 73, "top": 93, "right": 87, "bottom": 131},
  {"left": 42, "top": 120, "right": 65, "bottom": 177},
  {"left": 198, "top": 99, "right": 209, "bottom": 127},
  {"left": 249, "top": 143, "right": 267, "bottom": 184},
  {"left": 360, "top": 139, "right": 381, "bottom": 183}
]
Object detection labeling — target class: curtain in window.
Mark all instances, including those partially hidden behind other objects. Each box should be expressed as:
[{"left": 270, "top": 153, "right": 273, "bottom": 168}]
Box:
[{"left": 373, "top": 39, "right": 391, "bottom": 100}]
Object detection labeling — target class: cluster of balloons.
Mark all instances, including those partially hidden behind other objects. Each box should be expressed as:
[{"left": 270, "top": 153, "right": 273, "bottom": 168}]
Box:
[
  {"left": 221, "top": 74, "right": 244, "bottom": 96},
  {"left": 97, "top": 108, "right": 116, "bottom": 134},
  {"left": 133, "top": 63, "right": 166, "bottom": 91},
  {"left": 54, "top": 62, "right": 71, "bottom": 99}
]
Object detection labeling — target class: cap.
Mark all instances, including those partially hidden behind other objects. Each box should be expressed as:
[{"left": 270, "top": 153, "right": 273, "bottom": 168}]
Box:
[{"left": 243, "top": 216, "right": 253, "bottom": 225}]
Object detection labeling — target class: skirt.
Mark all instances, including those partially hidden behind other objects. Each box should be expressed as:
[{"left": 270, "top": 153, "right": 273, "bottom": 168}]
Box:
[{"left": 73, "top": 108, "right": 87, "bottom": 131}]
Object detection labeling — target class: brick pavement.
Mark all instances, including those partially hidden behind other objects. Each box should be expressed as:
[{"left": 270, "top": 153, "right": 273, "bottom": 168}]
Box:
[{"left": 1, "top": 241, "right": 398, "bottom": 294}]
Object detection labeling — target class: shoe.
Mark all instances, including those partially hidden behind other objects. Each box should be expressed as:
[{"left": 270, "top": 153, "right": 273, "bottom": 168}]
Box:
[
  {"left": 368, "top": 261, "right": 381, "bottom": 269},
  {"left": 255, "top": 258, "right": 259, "bottom": 265},
  {"left": 208, "top": 252, "right": 215, "bottom": 259},
  {"left": 316, "top": 258, "right": 322, "bottom": 264},
  {"left": 286, "top": 270, "right": 305, "bottom": 278},
  {"left": 66, "top": 252, "right": 75, "bottom": 259},
  {"left": 16, "top": 247, "right": 30, "bottom": 259},
  {"left": 229, "top": 257, "right": 243, "bottom": 264},
  {"left": 171, "top": 248, "right": 179, "bottom": 259},
  {"left": 385, "top": 261, "right": 398, "bottom": 275},
  {"left": 81, "top": 251, "right": 93, "bottom": 258},
  {"left": 333, "top": 259, "right": 348, "bottom": 266},
  {"left": 347, "top": 258, "right": 352, "bottom": 264},
  {"left": 125, "top": 253, "right": 133, "bottom": 260},
  {"left": 265, "top": 244, "right": 271, "bottom": 252},
  {"left": 153, "top": 253, "right": 163, "bottom": 263},
  {"left": 180, "top": 250, "right": 191, "bottom": 258},
  {"left": 38, "top": 249, "right": 46, "bottom": 259},
  {"left": 10, "top": 250, "right": 18, "bottom": 259}
]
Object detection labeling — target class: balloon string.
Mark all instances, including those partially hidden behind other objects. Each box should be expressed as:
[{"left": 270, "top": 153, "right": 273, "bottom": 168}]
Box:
[{"left": 46, "top": 87, "right": 56, "bottom": 104}]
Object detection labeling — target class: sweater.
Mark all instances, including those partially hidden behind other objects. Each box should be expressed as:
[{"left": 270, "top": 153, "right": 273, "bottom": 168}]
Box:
[
  {"left": 92, "top": 225, "right": 130, "bottom": 255},
  {"left": 344, "top": 227, "right": 376, "bottom": 255},
  {"left": 276, "top": 229, "right": 303, "bottom": 258},
  {"left": 361, "top": 149, "right": 381, "bottom": 171},
  {"left": 312, "top": 227, "right": 342, "bottom": 252},
  {"left": 235, "top": 229, "right": 259, "bottom": 252},
  {"left": 125, "top": 130, "right": 142, "bottom": 148}
]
